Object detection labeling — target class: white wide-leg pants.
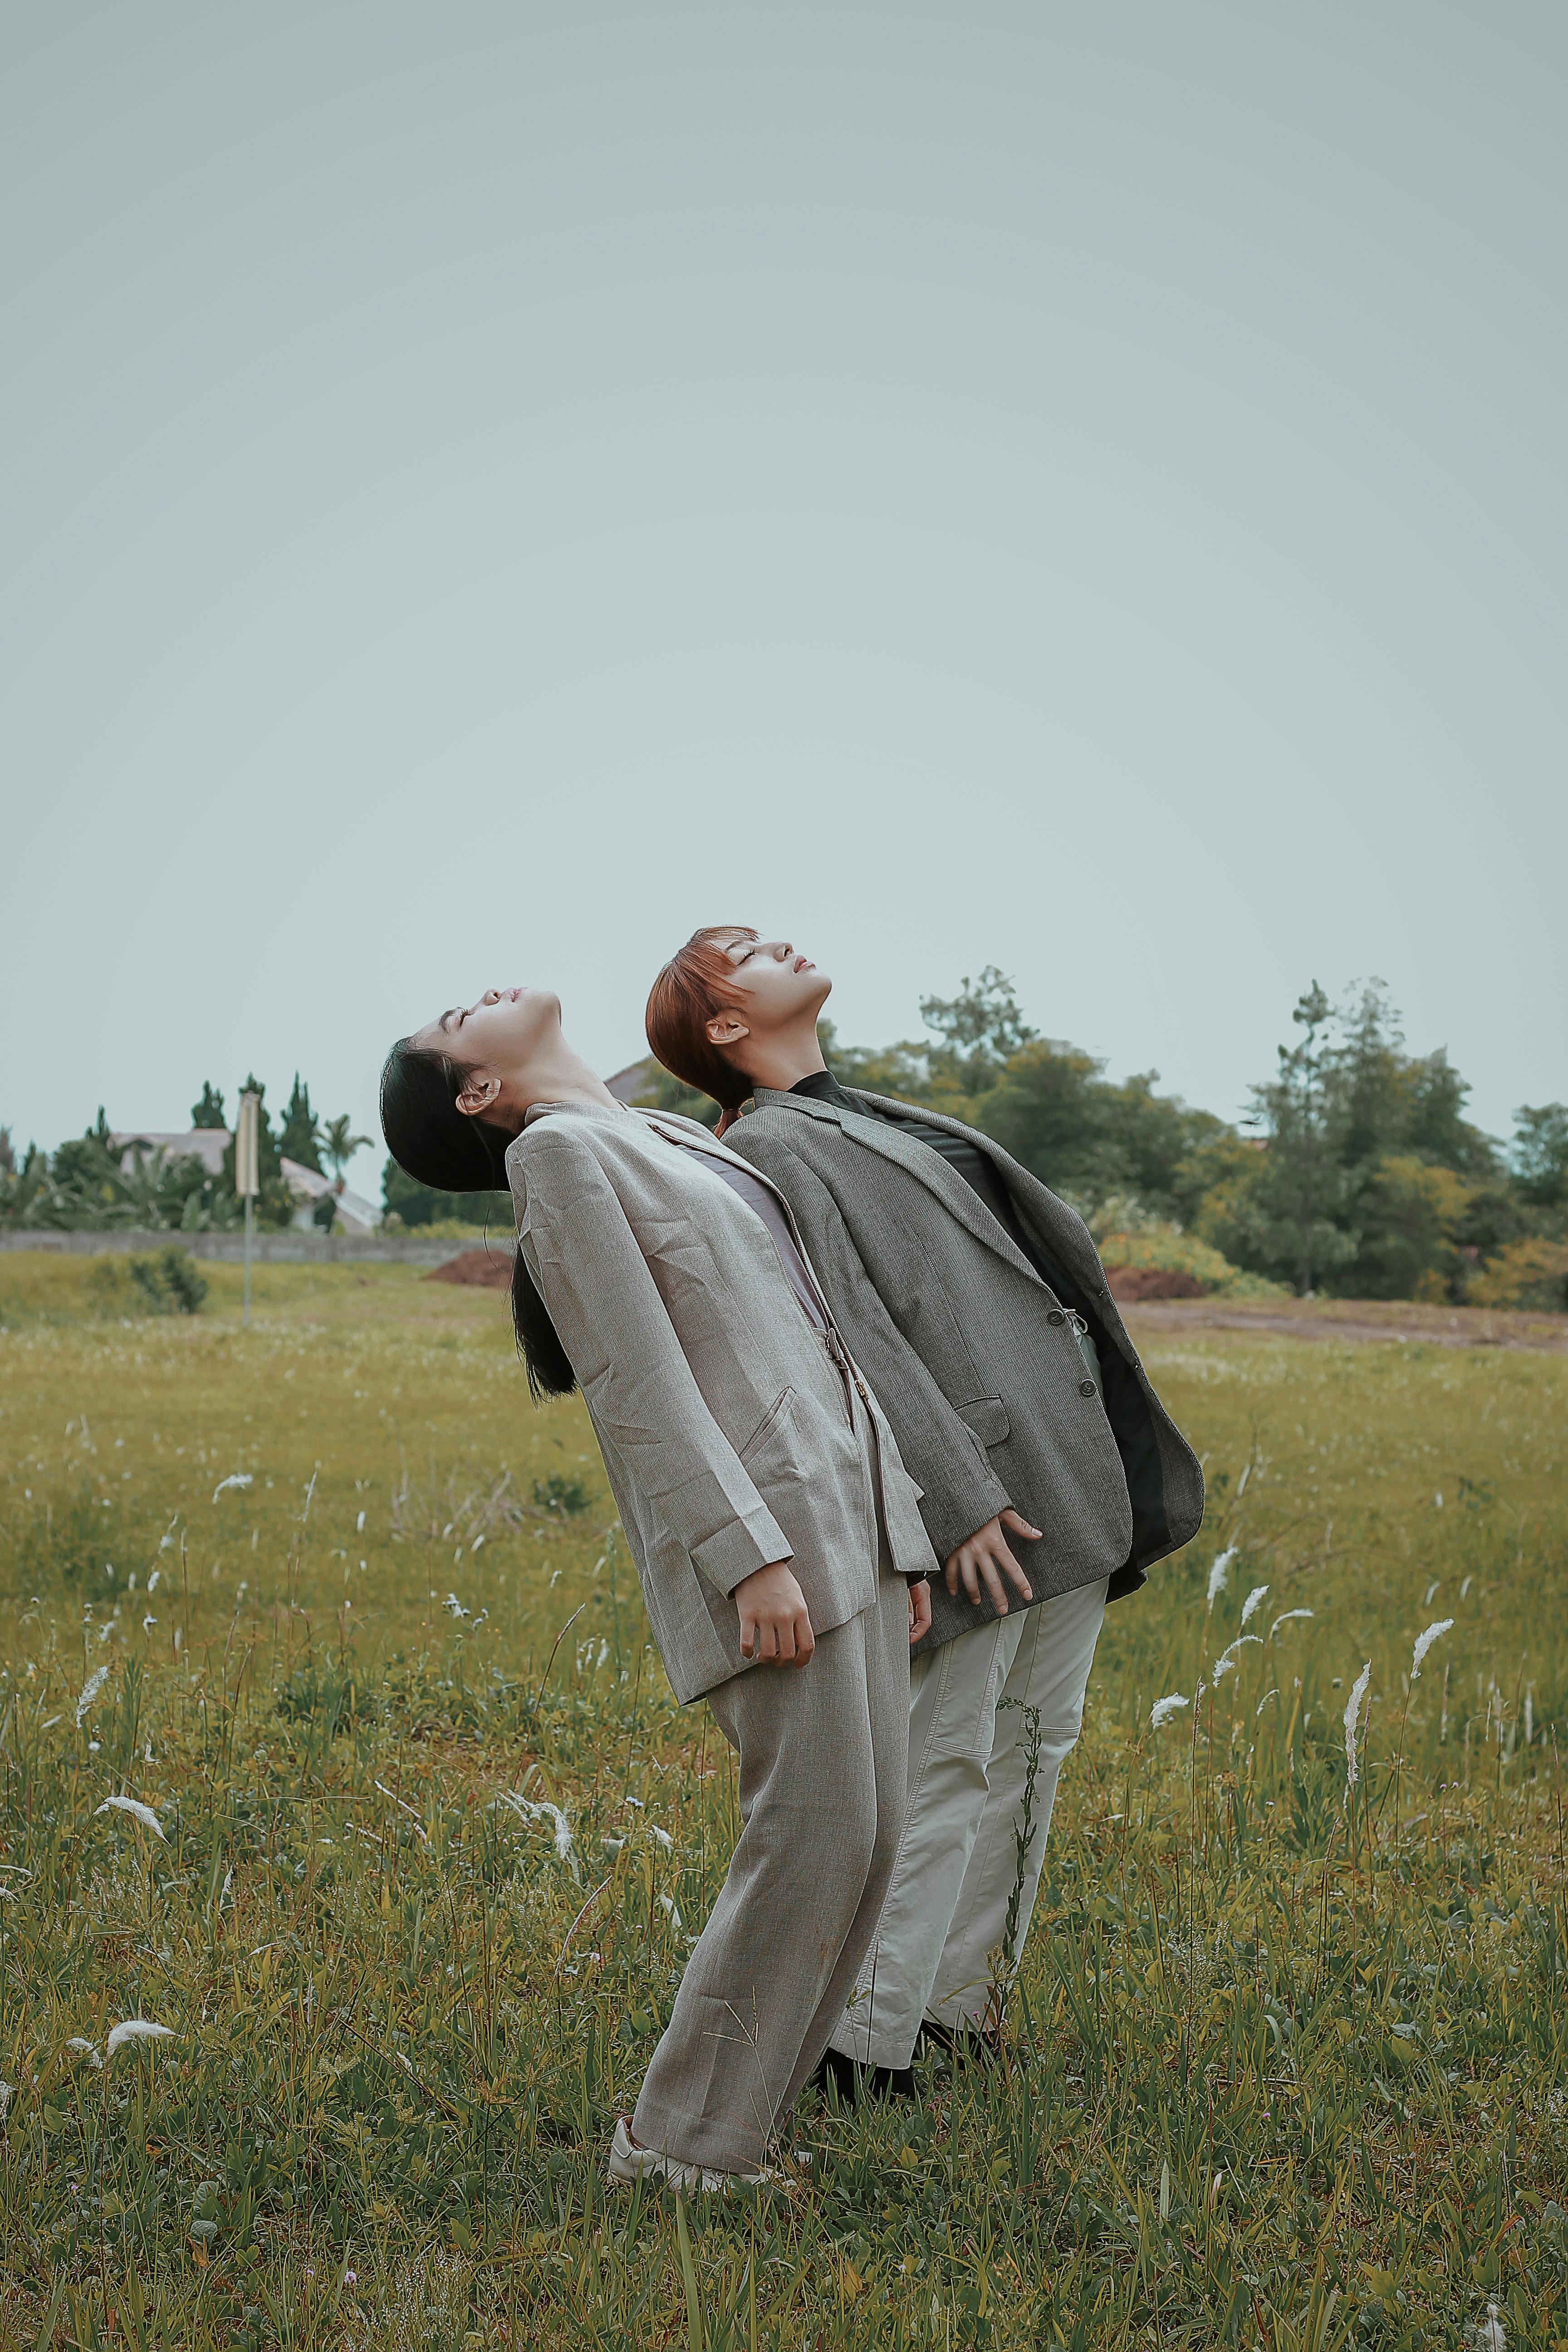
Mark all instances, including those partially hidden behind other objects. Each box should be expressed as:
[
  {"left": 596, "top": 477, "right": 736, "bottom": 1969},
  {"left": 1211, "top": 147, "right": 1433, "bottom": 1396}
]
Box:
[{"left": 827, "top": 1575, "right": 1107, "bottom": 2072}]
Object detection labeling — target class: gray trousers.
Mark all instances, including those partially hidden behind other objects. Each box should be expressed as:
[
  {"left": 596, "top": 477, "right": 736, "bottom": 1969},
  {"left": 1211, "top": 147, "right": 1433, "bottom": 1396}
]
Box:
[
  {"left": 631, "top": 1564, "right": 910, "bottom": 2173},
  {"left": 828, "top": 1575, "right": 1107, "bottom": 2070}
]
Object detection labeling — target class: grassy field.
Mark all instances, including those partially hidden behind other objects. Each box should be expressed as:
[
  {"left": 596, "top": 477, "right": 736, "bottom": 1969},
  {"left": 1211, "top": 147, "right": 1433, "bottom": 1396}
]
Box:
[{"left": 0, "top": 1255, "right": 1564, "bottom": 2350}]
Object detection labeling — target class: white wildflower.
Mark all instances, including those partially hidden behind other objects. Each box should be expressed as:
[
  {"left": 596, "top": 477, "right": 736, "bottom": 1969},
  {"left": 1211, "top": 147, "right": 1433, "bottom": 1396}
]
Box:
[
  {"left": 657, "top": 1892, "right": 683, "bottom": 1928},
  {"left": 96, "top": 1794, "right": 165, "bottom": 1838},
  {"left": 1212, "top": 1634, "right": 1263, "bottom": 1681},
  {"left": 1150, "top": 1693, "right": 1191, "bottom": 1730},
  {"left": 1206, "top": 1548, "right": 1236, "bottom": 1605},
  {"left": 1269, "top": 1609, "right": 1314, "bottom": 1638},
  {"left": 106, "top": 2019, "right": 174, "bottom": 2058},
  {"left": 146, "top": 1569, "right": 160, "bottom": 1594},
  {"left": 211, "top": 1473, "right": 253, "bottom": 1503},
  {"left": 1343, "top": 1661, "right": 1372, "bottom": 1790},
  {"left": 74, "top": 1666, "right": 108, "bottom": 1726},
  {"left": 494, "top": 1792, "right": 574, "bottom": 1862},
  {"left": 142, "top": 1614, "right": 157, "bottom": 1634},
  {"left": 1239, "top": 1584, "right": 1270, "bottom": 1627},
  {"left": 1410, "top": 1619, "right": 1455, "bottom": 1680},
  {"left": 443, "top": 1593, "right": 469, "bottom": 1618}
]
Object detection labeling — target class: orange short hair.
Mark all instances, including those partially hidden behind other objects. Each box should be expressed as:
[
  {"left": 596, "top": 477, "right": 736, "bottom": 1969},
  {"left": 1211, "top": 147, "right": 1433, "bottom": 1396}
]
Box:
[{"left": 646, "top": 926, "right": 758, "bottom": 1114}]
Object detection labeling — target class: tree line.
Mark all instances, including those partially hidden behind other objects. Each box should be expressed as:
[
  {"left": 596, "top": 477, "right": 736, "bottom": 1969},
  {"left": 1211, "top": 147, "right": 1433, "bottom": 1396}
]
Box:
[
  {"left": 4, "top": 982, "right": 1564, "bottom": 1307},
  {"left": 0, "top": 1078, "right": 368, "bottom": 1235}
]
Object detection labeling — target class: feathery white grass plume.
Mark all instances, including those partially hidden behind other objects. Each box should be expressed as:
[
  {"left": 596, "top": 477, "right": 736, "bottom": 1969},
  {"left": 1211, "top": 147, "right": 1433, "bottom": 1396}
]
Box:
[
  {"left": 495, "top": 1792, "right": 574, "bottom": 1862},
  {"left": 96, "top": 1794, "right": 165, "bottom": 1838},
  {"left": 649, "top": 1825, "right": 673, "bottom": 1852},
  {"left": 1240, "top": 1584, "right": 1270, "bottom": 1627},
  {"left": 1150, "top": 1693, "right": 1191, "bottom": 1730},
  {"left": 0, "top": 2080, "right": 11, "bottom": 2120},
  {"left": 65, "top": 2037, "right": 103, "bottom": 2068},
  {"left": 106, "top": 2019, "right": 174, "bottom": 2058},
  {"left": 1343, "top": 1661, "right": 1372, "bottom": 1790},
  {"left": 74, "top": 1666, "right": 108, "bottom": 1726},
  {"left": 1471, "top": 2305, "right": 1506, "bottom": 2351},
  {"left": 1409, "top": 1618, "right": 1455, "bottom": 1680},
  {"left": 1212, "top": 1635, "right": 1263, "bottom": 1681},
  {"left": 1206, "top": 1548, "right": 1236, "bottom": 1606},
  {"left": 1269, "top": 1609, "right": 1314, "bottom": 1638}
]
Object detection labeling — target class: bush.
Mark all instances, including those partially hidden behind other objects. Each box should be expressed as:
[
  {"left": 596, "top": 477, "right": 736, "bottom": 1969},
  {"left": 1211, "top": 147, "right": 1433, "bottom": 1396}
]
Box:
[
  {"left": 127, "top": 1247, "right": 207, "bottom": 1316},
  {"left": 1468, "top": 1236, "right": 1568, "bottom": 1312}
]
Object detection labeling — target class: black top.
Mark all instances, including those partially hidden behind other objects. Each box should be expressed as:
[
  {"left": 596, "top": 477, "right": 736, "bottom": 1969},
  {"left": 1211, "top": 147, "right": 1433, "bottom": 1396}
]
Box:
[{"left": 788, "top": 1068, "right": 1093, "bottom": 1320}]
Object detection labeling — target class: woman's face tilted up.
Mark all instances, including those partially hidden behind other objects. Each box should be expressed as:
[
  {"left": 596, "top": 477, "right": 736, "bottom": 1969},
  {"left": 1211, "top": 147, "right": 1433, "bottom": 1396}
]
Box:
[
  {"left": 706, "top": 934, "right": 833, "bottom": 1058},
  {"left": 409, "top": 984, "right": 564, "bottom": 1119}
]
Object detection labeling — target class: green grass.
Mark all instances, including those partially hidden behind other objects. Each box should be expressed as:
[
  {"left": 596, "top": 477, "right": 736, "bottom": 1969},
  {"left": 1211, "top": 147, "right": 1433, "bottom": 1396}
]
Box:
[{"left": 0, "top": 1260, "right": 1564, "bottom": 2349}]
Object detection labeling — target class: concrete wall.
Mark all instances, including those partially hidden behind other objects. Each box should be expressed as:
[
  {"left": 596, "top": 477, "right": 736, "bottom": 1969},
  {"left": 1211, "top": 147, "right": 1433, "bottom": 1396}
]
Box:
[{"left": 0, "top": 1228, "right": 514, "bottom": 1269}]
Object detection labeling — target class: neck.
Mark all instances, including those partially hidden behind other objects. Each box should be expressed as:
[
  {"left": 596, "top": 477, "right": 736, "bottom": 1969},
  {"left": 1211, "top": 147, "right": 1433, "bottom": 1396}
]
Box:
[
  {"left": 733, "top": 1019, "right": 828, "bottom": 1097},
  {"left": 514, "top": 1036, "right": 622, "bottom": 1122}
]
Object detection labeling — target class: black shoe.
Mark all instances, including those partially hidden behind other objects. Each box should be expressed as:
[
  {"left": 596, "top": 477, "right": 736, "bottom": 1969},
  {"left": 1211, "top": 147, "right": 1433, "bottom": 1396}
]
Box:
[
  {"left": 809, "top": 2048, "right": 914, "bottom": 2104},
  {"left": 916, "top": 2017, "right": 1003, "bottom": 2068}
]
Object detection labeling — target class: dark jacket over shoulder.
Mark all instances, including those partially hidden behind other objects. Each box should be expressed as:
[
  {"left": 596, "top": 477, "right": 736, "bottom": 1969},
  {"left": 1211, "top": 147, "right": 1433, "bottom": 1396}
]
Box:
[{"left": 727, "top": 1087, "right": 1204, "bottom": 1656}]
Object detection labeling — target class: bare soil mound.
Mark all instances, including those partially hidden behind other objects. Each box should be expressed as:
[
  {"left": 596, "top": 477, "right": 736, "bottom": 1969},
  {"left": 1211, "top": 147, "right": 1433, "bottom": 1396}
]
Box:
[
  {"left": 1105, "top": 1265, "right": 1207, "bottom": 1302},
  {"left": 425, "top": 1249, "right": 514, "bottom": 1290}
]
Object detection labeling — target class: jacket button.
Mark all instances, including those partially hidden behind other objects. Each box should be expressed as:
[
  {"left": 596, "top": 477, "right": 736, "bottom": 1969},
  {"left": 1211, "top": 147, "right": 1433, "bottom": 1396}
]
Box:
[
  {"left": 1078, "top": 1378, "right": 1097, "bottom": 1397},
  {"left": 1047, "top": 1308, "right": 1065, "bottom": 1325}
]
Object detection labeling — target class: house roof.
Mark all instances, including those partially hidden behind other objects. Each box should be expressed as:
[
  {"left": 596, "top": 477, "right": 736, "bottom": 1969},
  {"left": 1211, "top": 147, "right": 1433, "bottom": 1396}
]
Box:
[{"left": 112, "top": 1129, "right": 229, "bottom": 1176}]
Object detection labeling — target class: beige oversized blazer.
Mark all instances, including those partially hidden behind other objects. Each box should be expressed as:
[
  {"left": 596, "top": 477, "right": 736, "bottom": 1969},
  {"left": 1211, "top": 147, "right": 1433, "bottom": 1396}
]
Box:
[{"left": 505, "top": 1100, "right": 937, "bottom": 1704}]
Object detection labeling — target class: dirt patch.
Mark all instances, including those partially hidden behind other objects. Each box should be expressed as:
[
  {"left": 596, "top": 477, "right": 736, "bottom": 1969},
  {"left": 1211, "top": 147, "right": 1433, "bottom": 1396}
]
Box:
[
  {"left": 1121, "top": 1296, "right": 1568, "bottom": 1355},
  {"left": 425, "top": 1249, "right": 514, "bottom": 1290},
  {"left": 1104, "top": 1265, "right": 1207, "bottom": 1302}
]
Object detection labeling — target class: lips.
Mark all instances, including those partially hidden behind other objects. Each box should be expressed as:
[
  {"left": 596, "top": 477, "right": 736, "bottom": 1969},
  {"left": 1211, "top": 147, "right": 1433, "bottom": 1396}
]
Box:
[{"left": 793, "top": 956, "right": 813, "bottom": 974}]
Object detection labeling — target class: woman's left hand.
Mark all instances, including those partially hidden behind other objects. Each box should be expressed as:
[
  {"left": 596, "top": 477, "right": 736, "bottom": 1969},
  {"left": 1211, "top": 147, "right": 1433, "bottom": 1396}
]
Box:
[{"left": 907, "top": 1579, "right": 932, "bottom": 1645}]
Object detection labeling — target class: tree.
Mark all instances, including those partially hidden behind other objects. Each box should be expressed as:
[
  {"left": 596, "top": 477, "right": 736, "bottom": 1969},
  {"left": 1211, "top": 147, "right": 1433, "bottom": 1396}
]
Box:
[
  {"left": 322, "top": 1115, "right": 372, "bottom": 1182},
  {"left": 918, "top": 968, "right": 1039, "bottom": 1098},
  {"left": 1511, "top": 1103, "right": 1568, "bottom": 1209},
  {"left": 976, "top": 1039, "right": 1109, "bottom": 1193},
  {"left": 191, "top": 1082, "right": 227, "bottom": 1130},
  {"left": 381, "top": 1158, "right": 512, "bottom": 1230},
  {"left": 276, "top": 1074, "right": 323, "bottom": 1173},
  {"left": 1242, "top": 983, "right": 1358, "bottom": 1295}
]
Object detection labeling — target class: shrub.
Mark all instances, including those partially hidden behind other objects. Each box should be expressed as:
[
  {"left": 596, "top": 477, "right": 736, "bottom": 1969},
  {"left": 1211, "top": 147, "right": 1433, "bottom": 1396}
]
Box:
[
  {"left": 1468, "top": 1235, "right": 1568, "bottom": 1311},
  {"left": 127, "top": 1246, "right": 207, "bottom": 1315}
]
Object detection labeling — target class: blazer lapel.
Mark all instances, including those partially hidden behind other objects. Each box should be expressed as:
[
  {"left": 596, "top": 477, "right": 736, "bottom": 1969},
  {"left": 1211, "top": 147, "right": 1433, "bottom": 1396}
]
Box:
[
  {"left": 850, "top": 1089, "right": 1114, "bottom": 1304},
  {"left": 747, "top": 1088, "right": 1054, "bottom": 1296}
]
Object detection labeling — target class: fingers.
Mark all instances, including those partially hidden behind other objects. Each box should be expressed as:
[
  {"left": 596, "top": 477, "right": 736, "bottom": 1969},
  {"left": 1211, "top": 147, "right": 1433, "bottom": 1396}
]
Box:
[
  {"left": 944, "top": 1558, "right": 961, "bottom": 1597},
  {"left": 907, "top": 1581, "right": 932, "bottom": 1644},
  {"left": 791, "top": 1612, "right": 815, "bottom": 1668},
  {"left": 995, "top": 1537, "right": 1033, "bottom": 1601},
  {"left": 1000, "top": 1508, "right": 1043, "bottom": 1542}
]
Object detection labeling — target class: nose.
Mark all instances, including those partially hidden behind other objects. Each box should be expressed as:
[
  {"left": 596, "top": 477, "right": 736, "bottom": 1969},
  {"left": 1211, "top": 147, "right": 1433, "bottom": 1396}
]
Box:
[{"left": 774, "top": 941, "right": 793, "bottom": 960}]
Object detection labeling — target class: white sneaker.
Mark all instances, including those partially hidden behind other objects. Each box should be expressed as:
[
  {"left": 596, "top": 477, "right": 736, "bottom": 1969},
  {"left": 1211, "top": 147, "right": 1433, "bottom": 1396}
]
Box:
[{"left": 606, "top": 2117, "right": 770, "bottom": 2193}]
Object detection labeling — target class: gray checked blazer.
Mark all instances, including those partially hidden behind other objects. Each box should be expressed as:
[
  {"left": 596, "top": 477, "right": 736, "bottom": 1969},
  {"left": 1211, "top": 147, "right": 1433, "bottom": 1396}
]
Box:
[
  {"left": 505, "top": 1100, "right": 937, "bottom": 1703},
  {"left": 726, "top": 1087, "right": 1205, "bottom": 1656}
]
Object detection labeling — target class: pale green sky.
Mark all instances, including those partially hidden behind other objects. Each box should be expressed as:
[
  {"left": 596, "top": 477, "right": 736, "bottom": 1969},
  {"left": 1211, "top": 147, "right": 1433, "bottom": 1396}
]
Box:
[{"left": 3, "top": 4, "right": 1563, "bottom": 1162}]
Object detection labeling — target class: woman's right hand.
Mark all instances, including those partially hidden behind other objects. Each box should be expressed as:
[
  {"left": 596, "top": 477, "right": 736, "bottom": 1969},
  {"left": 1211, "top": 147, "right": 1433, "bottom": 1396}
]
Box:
[{"left": 735, "top": 1559, "right": 815, "bottom": 1667}]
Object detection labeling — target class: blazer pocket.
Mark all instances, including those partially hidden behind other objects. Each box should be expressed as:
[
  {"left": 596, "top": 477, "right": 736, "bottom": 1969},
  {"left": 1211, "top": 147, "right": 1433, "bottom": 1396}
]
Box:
[
  {"left": 740, "top": 1386, "right": 797, "bottom": 1465},
  {"left": 955, "top": 1395, "right": 1011, "bottom": 1449}
]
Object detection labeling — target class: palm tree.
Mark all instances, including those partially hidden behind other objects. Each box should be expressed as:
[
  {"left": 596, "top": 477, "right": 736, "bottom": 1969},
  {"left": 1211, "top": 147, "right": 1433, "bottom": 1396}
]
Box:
[{"left": 322, "top": 1116, "right": 372, "bottom": 1186}]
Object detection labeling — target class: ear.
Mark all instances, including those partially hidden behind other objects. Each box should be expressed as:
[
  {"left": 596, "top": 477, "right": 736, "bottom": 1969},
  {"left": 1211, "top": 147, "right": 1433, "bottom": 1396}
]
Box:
[
  {"left": 705, "top": 1012, "right": 750, "bottom": 1049},
  {"left": 454, "top": 1072, "right": 503, "bottom": 1119}
]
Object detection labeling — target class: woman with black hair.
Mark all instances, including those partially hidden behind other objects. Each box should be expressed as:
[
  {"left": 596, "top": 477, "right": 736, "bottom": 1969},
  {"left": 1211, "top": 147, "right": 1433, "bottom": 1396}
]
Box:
[{"left": 381, "top": 984, "right": 935, "bottom": 2188}]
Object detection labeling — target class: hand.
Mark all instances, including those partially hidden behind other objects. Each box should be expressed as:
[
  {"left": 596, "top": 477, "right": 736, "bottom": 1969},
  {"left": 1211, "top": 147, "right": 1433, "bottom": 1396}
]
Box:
[
  {"left": 942, "top": 1509, "right": 1041, "bottom": 1613},
  {"left": 907, "top": 1578, "right": 932, "bottom": 1645},
  {"left": 735, "top": 1559, "right": 815, "bottom": 1667}
]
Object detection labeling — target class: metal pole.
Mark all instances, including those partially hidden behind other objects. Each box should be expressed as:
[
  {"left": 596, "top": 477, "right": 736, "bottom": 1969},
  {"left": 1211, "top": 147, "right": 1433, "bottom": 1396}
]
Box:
[{"left": 244, "top": 1192, "right": 252, "bottom": 1328}]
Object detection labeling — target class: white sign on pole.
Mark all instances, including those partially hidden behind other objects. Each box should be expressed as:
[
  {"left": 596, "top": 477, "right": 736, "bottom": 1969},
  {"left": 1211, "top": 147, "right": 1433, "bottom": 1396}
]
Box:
[{"left": 235, "top": 1092, "right": 260, "bottom": 1199}]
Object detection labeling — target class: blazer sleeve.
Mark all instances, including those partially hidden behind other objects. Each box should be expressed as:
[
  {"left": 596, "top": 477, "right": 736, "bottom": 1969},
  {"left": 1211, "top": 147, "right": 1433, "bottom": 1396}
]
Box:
[
  {"left": 514, "top": 1129, "right": 792, "bottom": 1596},
  {"left": 732, "top": 1132, "right": 1012, "bottom": 1563}
]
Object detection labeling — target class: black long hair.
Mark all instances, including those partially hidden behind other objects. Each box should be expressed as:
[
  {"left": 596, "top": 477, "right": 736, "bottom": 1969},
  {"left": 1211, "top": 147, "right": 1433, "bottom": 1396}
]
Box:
[{"left": 379, "top": 1038, "right": 577, "bottom": 1400}]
